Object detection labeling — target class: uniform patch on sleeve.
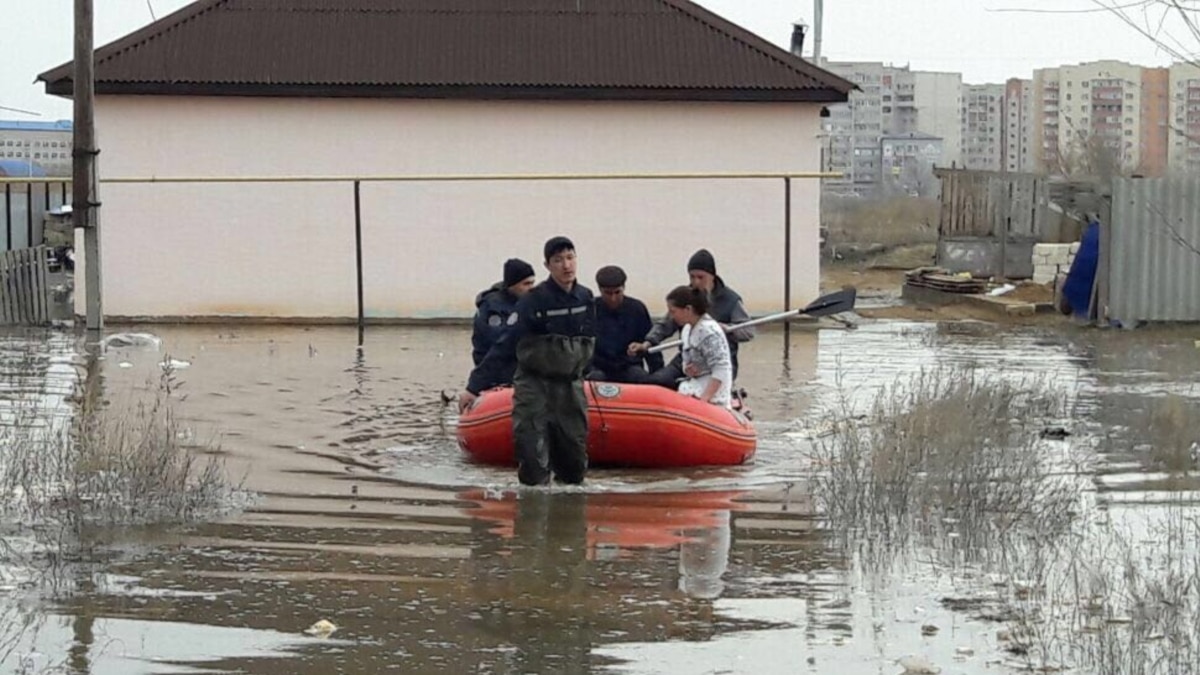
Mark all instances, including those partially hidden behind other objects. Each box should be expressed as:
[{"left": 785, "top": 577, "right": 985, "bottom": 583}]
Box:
[
  {"left": 488, "top": 315, "right": 502, "bottom": 327},
  {"left": 506, "top": 313, "right": 519, "bottom": 326}
]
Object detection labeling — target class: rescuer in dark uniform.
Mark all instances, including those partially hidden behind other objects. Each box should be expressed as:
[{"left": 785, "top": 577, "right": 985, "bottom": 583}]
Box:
[
  {"left": 471, "top": 258, "right": 537, "bottom": 367},
  {"left": 460, "top": 236, "right": 596, "bottom": 486}
]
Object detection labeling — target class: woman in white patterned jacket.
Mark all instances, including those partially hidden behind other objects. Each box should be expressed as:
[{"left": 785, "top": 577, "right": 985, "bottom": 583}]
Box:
[{"left": 664, "top": 285, "right": 733, "bottom": 407}]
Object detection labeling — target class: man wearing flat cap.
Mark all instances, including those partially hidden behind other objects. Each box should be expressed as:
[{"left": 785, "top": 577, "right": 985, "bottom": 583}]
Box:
[{"left": 589, "top": 265, "right": 663, "bottom": 383}]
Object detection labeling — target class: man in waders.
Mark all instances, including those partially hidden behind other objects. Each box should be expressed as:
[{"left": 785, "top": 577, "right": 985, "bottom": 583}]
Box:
[{"left": 460, "top": 236, "right": 596, "bottom": 485}]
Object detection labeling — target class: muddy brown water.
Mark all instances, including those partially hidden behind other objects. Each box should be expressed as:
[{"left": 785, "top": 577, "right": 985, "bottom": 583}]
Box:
[{"left": 2, "top": 321, "right": 1198, "bottom": 674}]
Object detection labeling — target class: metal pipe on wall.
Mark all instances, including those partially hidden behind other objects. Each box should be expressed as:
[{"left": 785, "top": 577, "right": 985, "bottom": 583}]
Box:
[
  {"left": 354, "top": 180, "right": 364, "bottom": 345},
  {"left": 784, "top": 177, "right": 792, "bottom": 358}
]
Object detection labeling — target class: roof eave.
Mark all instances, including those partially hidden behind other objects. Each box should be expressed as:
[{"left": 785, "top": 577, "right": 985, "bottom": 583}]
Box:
[{"left": 43, "top": 81, "right": 852, "bottom": 103}]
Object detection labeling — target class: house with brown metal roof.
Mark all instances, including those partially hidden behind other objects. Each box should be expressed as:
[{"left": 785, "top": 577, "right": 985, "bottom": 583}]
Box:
[{"left": 39, "top": 0, "right": 851, "bottom": 321}]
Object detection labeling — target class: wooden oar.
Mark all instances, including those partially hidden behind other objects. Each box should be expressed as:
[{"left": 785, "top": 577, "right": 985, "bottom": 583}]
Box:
[{"left": 647, "top": 287, "right": 857, "bottom": 354}]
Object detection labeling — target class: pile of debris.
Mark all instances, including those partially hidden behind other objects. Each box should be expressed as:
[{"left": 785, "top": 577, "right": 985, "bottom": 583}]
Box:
[{"left": 904, "top": 267, "right": 987, "bottom": 294}]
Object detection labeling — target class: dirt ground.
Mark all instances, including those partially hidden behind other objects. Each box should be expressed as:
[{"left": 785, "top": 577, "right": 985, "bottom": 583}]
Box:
[{"left": 821, "top": 260, "right": 1066, "bottom": 325}]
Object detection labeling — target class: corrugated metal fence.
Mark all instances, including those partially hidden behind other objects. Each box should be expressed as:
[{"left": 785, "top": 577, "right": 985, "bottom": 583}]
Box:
[
  {"left": 0, "top": 246, "right": 52, "bottom": 326},
  {"left": 1105, "top": 176, "right": 1200, "bottom": 324}
]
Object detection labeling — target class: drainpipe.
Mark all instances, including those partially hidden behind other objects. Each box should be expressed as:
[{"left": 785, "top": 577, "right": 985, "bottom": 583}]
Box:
[{"left": 812, "top": 0, "right": 823, "bottom": 64}]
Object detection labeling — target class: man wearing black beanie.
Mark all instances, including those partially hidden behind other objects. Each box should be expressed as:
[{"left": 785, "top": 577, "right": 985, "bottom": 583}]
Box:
[
  {"left": 462, "top": 236, "right": 596, "bottom": 486},
  {"left": 629, "top": 248, "right": 754, "bottom": 385},
  {"left": 470, "top": 258, "right": 537, "bottom": 367}
]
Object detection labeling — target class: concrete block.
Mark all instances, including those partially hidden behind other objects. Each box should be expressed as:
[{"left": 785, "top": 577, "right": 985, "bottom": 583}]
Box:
[
  {"left": 965, "top": 294, "right": 1037, "bottom": 317},
  {"left": 1069, "top": 241, "right": 1082, "bottom": 254},
  {"left": 1007, "top": 302, "right": 1036, "bottom": 317}
]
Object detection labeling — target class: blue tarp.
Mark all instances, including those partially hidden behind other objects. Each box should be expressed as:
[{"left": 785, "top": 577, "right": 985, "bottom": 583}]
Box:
[{"left": 1062, "top": 219, "right": 1100, "bottom": 318}]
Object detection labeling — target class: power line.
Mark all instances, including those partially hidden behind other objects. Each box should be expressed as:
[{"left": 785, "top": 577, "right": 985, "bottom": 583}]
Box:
[{"left": 0, "top": 104, "right": 42, "bottom": 117}]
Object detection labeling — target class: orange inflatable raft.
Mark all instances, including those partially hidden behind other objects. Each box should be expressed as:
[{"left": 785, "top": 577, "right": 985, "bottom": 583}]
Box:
[{"left": 457, "top": 383, "right": 756, "bottom": 468}]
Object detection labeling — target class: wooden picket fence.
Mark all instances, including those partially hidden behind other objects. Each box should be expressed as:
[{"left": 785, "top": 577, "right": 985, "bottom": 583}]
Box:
[{"left": 0, "top": 246, "right": 52, "bottom": 326}]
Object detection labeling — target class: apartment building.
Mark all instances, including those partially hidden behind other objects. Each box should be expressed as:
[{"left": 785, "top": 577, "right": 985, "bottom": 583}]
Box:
[
  {"left": 821, "top": 62, "right": 959, "bottom": 196},
  {"left": 961, "top": 84, "right": 1005, "bottom": 171},
  {"left": 1031, "top": 67, "right": 1062, "bottom": 172},
  {"left": 1140, "top": 67, "right": 1170, "bottom": 176},
  {"left": 880, "top": 132, "right": 943, "bottom": 198},
  {"left": 1030, "top": 61, "right": 1169, "bottom": 175},
  {"left": 0, "top": 120, "right": 74, "bottom": 176},
  {"left": 913, "top": 72, "right": 963, "bottom": 164},
  {"left": 820, "top": 59, "right": 1190, "bottom": 184},
  {"left": 1003, "top": 78, "right": 1036, "bottom": 173},
  {"left": 1168, "top": 62, "right": 1200, "bottom": 174}
]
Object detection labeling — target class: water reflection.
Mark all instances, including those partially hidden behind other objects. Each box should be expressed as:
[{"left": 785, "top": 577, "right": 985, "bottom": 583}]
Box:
[{"left": 4, "top": 321, "right": 1200, "bottom": 673}]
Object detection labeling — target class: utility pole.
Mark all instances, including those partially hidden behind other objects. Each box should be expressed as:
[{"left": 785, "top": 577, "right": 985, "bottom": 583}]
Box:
[
  {"left": 812, "top": 0, "right": 823, "bottom": 64},
  {"left": 74, "top": 0, "right": 102, "bottom": 330}
]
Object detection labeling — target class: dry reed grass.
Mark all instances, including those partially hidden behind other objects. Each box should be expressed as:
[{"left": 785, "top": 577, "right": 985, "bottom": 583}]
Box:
[{"left": 810, "top": 368, "right": 1200, "bottom": 673}]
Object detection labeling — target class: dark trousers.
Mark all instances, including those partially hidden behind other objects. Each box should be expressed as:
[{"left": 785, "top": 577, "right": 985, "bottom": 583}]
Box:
[
  {"left": 645, "top": 354, "right": 685, "bottom": 389},
  {"left": 511, "top": 367, "right": 589, "bottom": 486},
  {"left": 645, "top": 351, "right": 740, "bottom": 390},
  {"left": 586, "top": 364, "right": 653, "bottom": 384}
]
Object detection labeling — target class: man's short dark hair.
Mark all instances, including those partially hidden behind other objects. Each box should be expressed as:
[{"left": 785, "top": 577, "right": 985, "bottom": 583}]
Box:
[
  {"left": 543, "top": 236, "right": 575, "bottom": 262},
  {"left": 595, "top": 265, "right": 627, "bottom": 289}
]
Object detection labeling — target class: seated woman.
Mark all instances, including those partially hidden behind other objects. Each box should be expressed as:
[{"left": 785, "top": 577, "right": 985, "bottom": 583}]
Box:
[{"left": 664, "top": 285, "right": 733, "bottom": 407}]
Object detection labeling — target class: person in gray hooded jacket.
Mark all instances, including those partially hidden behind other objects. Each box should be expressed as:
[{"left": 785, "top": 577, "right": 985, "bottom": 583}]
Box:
[{"left": 628, "top": 248, "right": 753, "bottom": 388}]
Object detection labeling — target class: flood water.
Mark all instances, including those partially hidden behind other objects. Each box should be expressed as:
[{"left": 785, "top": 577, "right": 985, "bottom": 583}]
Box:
[{"left": 2, "top": 320, "right": 1198, "bottom": 674}]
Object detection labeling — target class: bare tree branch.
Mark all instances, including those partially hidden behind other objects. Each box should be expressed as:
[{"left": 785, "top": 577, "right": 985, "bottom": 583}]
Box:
[
  {"left": 1090, "top": 0, "right": 1200, "bottom": 65},
  {"left": 986, "top": 0, "right": 1156, "bottom": 13}
]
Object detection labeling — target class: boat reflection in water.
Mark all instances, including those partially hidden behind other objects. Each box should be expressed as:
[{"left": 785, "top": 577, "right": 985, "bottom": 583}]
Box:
[{"left": 459, "top": 489, "right": 743, "bottom": 600}]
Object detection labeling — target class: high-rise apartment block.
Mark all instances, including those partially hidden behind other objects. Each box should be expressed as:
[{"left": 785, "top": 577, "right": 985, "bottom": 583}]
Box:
[
  {"left": 1030, "top": 61, "right": 1170, "bottom": 176},
  {"left": 913, "top": 72, "right": 964, "bottom": 164},
  {"left": 1168, "top": 62, "right": 1200, "bottom": 173},
  {"left": 961, "top": 84, "right": 1005, "bottom": 171},
  {"left": 820, "top": 62, "right": 959, "bottom": 196},
  {"left": 818, "top": 59, "right": 1194, "bottom": 195},
  {"left": 1004, "top": 78, "right": 1035, "bottom": 173}
]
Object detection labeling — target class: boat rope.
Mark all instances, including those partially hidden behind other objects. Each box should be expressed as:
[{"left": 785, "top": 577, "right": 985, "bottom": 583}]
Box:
[{"left": 586, "top": 380, "right": 610, "bottom": 457}]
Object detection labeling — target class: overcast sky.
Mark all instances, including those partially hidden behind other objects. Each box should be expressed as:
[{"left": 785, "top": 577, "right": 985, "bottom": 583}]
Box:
[{"left": 3, "top": 0, "right": 1196, "bottom": 120}]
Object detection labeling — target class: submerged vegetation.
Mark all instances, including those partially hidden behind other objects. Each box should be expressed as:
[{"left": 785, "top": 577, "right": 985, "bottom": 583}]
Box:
[
  {"left": 0, "top": 343, "right": 236, "bottom": 577},
  {"left": 808, "top": 368, "right": 1200, "bottom": 673}
]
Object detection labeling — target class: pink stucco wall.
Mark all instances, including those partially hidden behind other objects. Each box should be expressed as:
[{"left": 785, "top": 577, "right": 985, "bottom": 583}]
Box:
[{"left": 82, "top": 97, "right": 823, "bottom": 319}]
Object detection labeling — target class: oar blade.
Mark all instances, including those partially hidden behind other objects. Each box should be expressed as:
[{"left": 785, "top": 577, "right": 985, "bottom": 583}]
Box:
[{"left": 801, "top": 287, "right": 857, "bottom": 317}]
